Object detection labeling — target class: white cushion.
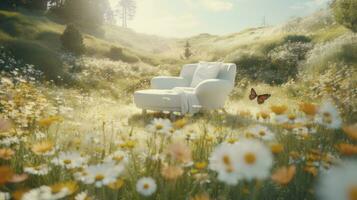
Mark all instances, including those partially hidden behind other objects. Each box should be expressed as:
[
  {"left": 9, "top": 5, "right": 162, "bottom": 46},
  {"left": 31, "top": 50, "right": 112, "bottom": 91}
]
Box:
[
  {"left": 190, "top": 62, "right": 221, "bottom": 87},
  {"left": 134, "top": 89, "right": 182, "bottom": 112}
]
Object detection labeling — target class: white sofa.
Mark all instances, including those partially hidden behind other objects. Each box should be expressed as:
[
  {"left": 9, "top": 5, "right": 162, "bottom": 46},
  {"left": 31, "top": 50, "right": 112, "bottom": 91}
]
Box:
[{"left": 134, "top": 63, "right": 236, "bottom": 115}]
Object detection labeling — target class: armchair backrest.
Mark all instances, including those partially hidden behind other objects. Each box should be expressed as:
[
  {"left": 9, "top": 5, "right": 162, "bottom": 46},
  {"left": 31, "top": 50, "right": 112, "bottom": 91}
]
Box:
[{"left": 180, "top": 63, "right": 236, "bottom": 86}]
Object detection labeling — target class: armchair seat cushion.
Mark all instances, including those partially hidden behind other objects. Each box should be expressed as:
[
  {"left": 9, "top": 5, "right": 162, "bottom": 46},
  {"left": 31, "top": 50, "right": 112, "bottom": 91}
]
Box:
[{"left": 134, "top": 89, "right": 182, "bottom": 112}]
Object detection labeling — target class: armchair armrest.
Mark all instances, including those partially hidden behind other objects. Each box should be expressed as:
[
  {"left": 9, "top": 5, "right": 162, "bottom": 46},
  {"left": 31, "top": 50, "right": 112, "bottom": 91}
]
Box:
[
  {"left": 151, "top": 76, "right": 189, "bottom": 89},
  {"left": 195, "top": 79, "right": 234, "bottom": 109}
]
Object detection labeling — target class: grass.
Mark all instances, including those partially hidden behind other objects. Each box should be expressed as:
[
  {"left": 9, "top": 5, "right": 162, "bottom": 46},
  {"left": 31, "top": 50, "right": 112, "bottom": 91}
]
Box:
[{"left": 1, "top": 67, "right": 355, "bottom": 199}]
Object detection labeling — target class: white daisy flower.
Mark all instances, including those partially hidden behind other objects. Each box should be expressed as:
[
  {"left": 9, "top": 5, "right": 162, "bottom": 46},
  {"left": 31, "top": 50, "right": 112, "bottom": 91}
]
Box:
[
  {"left": 274, "top": 115, "right": 289, "bottom": 124},
  {"left": 75, "top": 191, "right": 93, "bottom": 200},
  {"left": 247, "top": 125, "right": 275, "bottom": 141},
  {"left": 317, "top": 160, "right": 357, "bottom": 200},
  {"left": 292, "top": 127, "right": 310, "bottom": 136},
  {"left": 234, "top": 139, "right": 273, "bottom": 180},
  {"left": 52, "top": 152, "right": 88, "bottom": 169},
  {"left": 24, "top": 164, "right": 50, "bottom": 176},
  {"left": 209, "top": 143, "right": 240, "bottom": 185},
  {"left": 76, "top": 162, "right": 125, "bottom": 187},
  {"left": 103, "top": 150, "right": 129, "bottom": 166},
  {"left": 0, "top": 191, "right": 10, "bottom": 200},
  {"left": 0, "top": 136, "right": 19, "bottom": 146},
  {"left": 147, "top": 118, "right": 172, "bottom": 135},
  {"left": 136, "top": 177, "right": 157, "bottom": 197},
  {"left": 217, "top": 170, "right": 241, "bottom": 186},
  {"left": 22, "top": 186, "right": 69, "bottom": 200},
  {"left": 315, "top": 100, "right": 342, "bottom": 129}
]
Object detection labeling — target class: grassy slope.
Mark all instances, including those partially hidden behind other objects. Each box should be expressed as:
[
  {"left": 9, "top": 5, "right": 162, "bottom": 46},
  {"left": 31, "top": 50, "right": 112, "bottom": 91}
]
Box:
[
  {"left": 0, "top": 10, "right": 183, "bottom": 68},
  {"left": 180, "top": 10, "right": 348, "bottom": 62},
  {"left": 0, "top": 9, "right": 348, "bottom": 65}
]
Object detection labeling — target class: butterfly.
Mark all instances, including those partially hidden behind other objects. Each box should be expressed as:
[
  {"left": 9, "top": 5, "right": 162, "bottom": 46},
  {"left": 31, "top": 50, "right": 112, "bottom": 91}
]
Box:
[{"left": 249, "top": 88, "right": 271, "bottom": 104}]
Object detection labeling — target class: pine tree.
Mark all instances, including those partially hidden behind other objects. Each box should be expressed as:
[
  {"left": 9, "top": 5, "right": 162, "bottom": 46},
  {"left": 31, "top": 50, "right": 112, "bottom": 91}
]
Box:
[{"left": 184, "top": 41, "right": 192, "bottom": 60}]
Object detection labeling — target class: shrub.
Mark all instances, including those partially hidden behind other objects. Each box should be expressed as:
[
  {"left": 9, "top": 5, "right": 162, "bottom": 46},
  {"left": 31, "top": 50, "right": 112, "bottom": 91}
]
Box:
[
  {"left": 1, "top": 40, "right": 71, "bottom": 84},
  {"left": 233, "top": 41, "right": 313, "bottom": 84},
  {"left": 283, "top": 35, "right": 312, "bottom": 43},
  {"left": 331, "top": 0, "right": 357, "bottom": 32},
  {"left": 107, "top": 46, "right": 139, "bottom": 63},
  {"left": 60, "top": 24, "right": 85, "bottom": 55}
]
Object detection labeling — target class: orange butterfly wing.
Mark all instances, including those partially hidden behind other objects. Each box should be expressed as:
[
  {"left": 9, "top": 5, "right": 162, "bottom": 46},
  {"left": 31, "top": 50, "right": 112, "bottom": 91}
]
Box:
[
  {"left": 249, "top": 88, "right": 257, "bottom": 100},
  {"left": 257, "top": 94, "right": 271, "bottom": 104}
]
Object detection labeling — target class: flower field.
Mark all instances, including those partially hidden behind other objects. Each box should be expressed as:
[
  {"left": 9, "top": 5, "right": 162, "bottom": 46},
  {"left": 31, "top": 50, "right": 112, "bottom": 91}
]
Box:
[{"left": 0, "top": 46, "right": 356, "bottom": 200}]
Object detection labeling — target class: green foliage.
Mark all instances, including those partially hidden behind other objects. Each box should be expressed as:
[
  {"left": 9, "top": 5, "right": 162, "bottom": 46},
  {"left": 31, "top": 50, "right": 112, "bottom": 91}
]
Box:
[
  {"left": 107, "top": 46, "right": 139, "bottom": 63},
  {"left": 49, "top": 0, "right": 109, "bottom": 29},
  {"left": 0, "top": 0, "right": 49, "bottom": 10},
  {"left": 283, "top": 35, "right": 312, "bottom": 43},
  {"left": 60, "top": 24, "right": 85, "bottom": 55},
  {"left": 233, "top": 41, "right": 312, "bottom": 85},
  {"left": 331, "top": 0, "right": 357, "bottom": 32},
  {"left": 1, "top": 39, "right": 71, "bottom": 84},
  {"left": 339, "top": 42, "right": 357, "bottom": 64}
]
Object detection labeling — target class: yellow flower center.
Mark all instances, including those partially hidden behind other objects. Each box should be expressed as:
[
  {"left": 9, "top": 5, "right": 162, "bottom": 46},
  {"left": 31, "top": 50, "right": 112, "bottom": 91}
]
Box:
[
  {"left": 223, "top": 155, "right": 231, "bottom": 166},
  {"left": 114, "top": 156, "right": 124, "bottom": 162},
  {"left": 143, "top": 183, "right": 150, "bottom": 189},
  {"left": 63, "top": 160, "right": 72, "bottom": 165},
  {"left": 156, "top": 124, "right": 163, "bottom": 130},
  {"left": 95, "top": 174, "right": 105, "bottom": 181},
  {"left": 349, "top": 185, "right": 357, "bottom": 200},
  {"left": 259, "top": 131, "right": 266, "bottom": 136},
  {"left": 322, "top": 113, "right": 332, "bottom": 124},
  {"left": 244, "top": 152, "right": 256, "bottom": 165},
  {"left": 288, "top": 114, "right": 296, "bottom": 120}
]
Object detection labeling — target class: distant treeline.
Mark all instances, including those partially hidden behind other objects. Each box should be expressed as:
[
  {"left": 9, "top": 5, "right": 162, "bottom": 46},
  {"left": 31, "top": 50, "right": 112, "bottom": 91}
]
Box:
[{"left": 0, "top": 0, "right": 114, "bottom": 28}]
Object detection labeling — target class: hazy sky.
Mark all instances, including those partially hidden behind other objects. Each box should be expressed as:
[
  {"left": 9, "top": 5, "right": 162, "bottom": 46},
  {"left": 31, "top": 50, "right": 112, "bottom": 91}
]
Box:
[{"left": 110, "top": 0, "right": 330, "bottom": 37}]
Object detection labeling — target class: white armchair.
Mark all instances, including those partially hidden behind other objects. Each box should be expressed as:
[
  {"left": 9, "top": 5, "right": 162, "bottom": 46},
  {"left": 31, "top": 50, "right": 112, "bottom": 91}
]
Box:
[{"left": 134, "top": 63, "right": 236, "bottom": 114}]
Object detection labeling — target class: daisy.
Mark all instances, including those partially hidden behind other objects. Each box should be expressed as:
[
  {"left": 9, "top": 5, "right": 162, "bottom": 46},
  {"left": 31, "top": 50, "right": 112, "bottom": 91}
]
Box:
[
  {"left": 317, "top": 160, "right": 357, "bottom": 200},
  {"left": 209, "top": 143, "right": 240, "bottom": 185},
  {"left": 147, "top": 118, "right": 172, "bottom": 135},
  {"left": 21, "top": 185, "right": 70, "bottom": 200},
  {"left": 52, "top": 152, "right": 88, "bottom": 169},
  {"left": 0, "top": 118, "right": 13, "bottom": 133},
  {"left": 270, "top": 105, "right": 288, "bottom": 115},
  {"left": 299, "top": 102, "right": 317, "bottom": 116},
  {"left": 0, "top": 192, "right": 10, "bottom": 200},
  {"left": 166, "top": 142, "right": 192, "bottom": 164},
  {"left": 31, "top": 140, "right": 55, "bottom": 156},
  {"left": 24, "top": 164, "right": 50, "bottom": 176},
  {"left": 75, "top": 191, "right": 93, "bottom": 200},
  {"left": 315, "top": 100, "right": 342, "bottom": 129},
  {"left": 103, "top": 150, "right": 129, "bottom": 166},
  {"left": 161, "top": 165, "right": 184, "bottom": 180},
  {"left": 0, "top": 136, "right": 19, "bottom": 147},
  {"left": 343, "top": 124, "right": 357, "bottom": 140},
  {"left": 136, "top": 177, "right": 157, "bottom": 197},
  {"left": 235, "top": 139, "right": 273, "bottom": 180},
  {"left": 75, "top": 162, "right": 124, "bottom": 187},
  {"left": 247, "top": 125, "right": 275, "bottom": 141},
  {"left": 0, "top": 148, "right": 15, "bottom": 160}
]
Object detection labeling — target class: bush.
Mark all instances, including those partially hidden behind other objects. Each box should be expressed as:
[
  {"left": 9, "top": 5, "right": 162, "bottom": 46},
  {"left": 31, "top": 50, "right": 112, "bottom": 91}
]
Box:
[
  {"left": 107, "top": 46, "right": 139, "bottom": 63},
  {"left": 233, "top": 41, "right": 313, "bottom": 84},
  {"left": 60, "top": 24, "right": 85, "bottom": 55},
  {"left": 331, "top": 0, "right": 357, "bottom": 32},
  {"left": 283, "top": 35, "right": 312, "bottom": 43},
  {"left": 1, "top": 39, "right": 72, "bottom": 84}
]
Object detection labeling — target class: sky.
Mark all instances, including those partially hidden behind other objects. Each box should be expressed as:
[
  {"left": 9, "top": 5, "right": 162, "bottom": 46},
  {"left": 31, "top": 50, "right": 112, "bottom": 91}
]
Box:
[{"left": 110, "top": 0, "right": 330, "bottom": 38}]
